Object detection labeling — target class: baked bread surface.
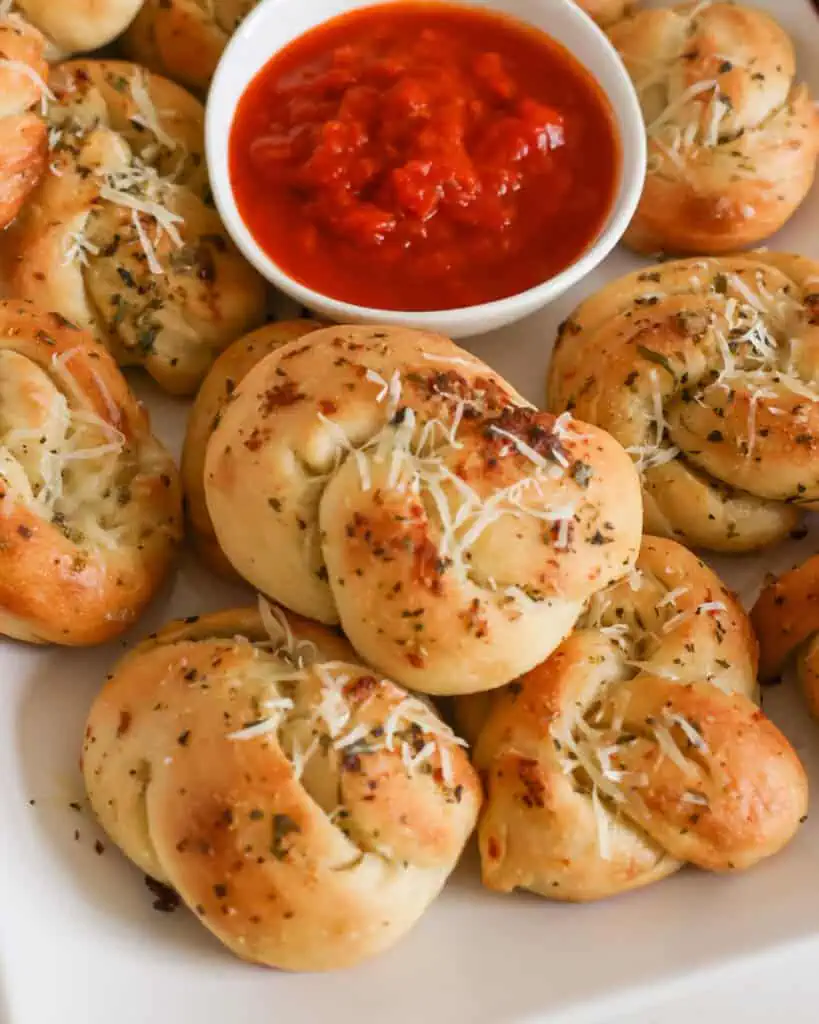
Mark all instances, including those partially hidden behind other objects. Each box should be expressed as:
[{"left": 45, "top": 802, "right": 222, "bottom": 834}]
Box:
[
  {"left": 753, "top": 555, "right": 819, "bottom": 720},
  {"left": 548, "top": 252, "right": 819, "bottom": 552},
  {"left": 609, "top": 2, "right": 819, "bottom": 254},
  {"left": 123, "top": 0, "right": 258, "bottom": 92},
  {"left": 15, "top": 0, "right": 144, "bottom": 54},
  {"left": 577, "top": 0, "right": 631, "bottom": 26},
  {"left": 472, "top": 537, "right": 806, "bottom": 901},
  {"left": 182, "top": 320, "right": 321, "bottom": 578},
  {"left": 83, "top": 604, "right": 481, "bottom": 970},
  {"left": 3, "top": 60, "right": 267, "bottom": 394},
  {"left": 0, "top": 300, "right": 181, "bottom": 644},
  {"left": 205, "top": 325, "right": 644, "bottom": 695},
  {"left": 0, "top": 13, "right": 48, "bottom": 229}
]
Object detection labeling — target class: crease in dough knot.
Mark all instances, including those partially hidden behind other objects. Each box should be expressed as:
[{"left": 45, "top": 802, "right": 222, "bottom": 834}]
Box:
[
  {"left": 548, "top": 252, "right": 819, "bottom": 553},
  {"left": 2, "top": 59, "right": 267, "bottom": 395},
  {"left": 123, "top": 0, "right": 260, "bottom": 93},
  {"left": 204, "top": 325, "right": 644, "bottom": 696},
  {"left": 609, "top": 1, "right": 819, "bottom": 254},
  {"left": 82, "top": 602, "right": 481, "bottom": 971},
  {"left": 464, "top": 536, "right": 807, "bottom": 902},
  {"left": 0, "top": 299, "right": 181, "bottom": 645}
]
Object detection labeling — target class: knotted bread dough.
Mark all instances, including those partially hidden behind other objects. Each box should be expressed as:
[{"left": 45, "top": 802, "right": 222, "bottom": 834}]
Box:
[
  {"left": 609, "top": 1, "right": 819, "bottom": 254},
  {"left": 83, "top": 603, "right": 480, "bottom": 969},
  {"left": 0, "top": 300, "right": 181, "bottom": 644},
  {"left": 205, "top": 325, "right": 643, "bottom": 695},
  {"left": 469, "top": 537, "right": 806, "bottom": 901},
  {"left": 548, "top": 252, "right": 819, "bottom": 552}
]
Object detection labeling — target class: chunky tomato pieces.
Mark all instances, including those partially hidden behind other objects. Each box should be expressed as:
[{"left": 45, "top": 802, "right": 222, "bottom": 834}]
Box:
[{"left": 230, "top": 2, "right": 619, "bottom": 310}]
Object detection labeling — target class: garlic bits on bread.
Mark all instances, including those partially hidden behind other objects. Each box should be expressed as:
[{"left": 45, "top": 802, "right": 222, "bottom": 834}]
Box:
[
  {"left": 548, "top": 252, "right": 819, "bottom": 553},
  {"left": 0, "top": 301, "right": 180, "bottom": 645},
  {"left": 609, "top": 1, "right": 819, "bottom": 255},
  {"left": 123, "top": 0, "right": 259, "bottom": 93},
  {"left": 471, "top": 537, "right": 806, "bottom": 901},
  {"left": 3, "top": 60, "right": 267, "bottom": 395},
  {"left": 82, "top": 603, "right": 480, "bottom": 970},
  {"left": 204, "top": 325, "right": 643, "bottom": 696}
]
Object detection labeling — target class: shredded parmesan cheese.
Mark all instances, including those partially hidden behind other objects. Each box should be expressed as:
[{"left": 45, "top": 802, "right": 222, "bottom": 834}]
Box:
[
  {"left": 420, "top": 352, "right": 474, "bottom": 368},
  {"left": 658, "top": 586, "right": 689, "bottom": 608},
  {"left": 227, "top": 713, "right": 291, "bottom": 741},
  {"left": 664, "top": 711, "right": 709, "bottom": 753},
  {"left": 651, "top": 720, "right": 696, "bottom": 776},
  {"left": 62, "top": 230, "right": 100, "bottom": 267},
  {"left": 128, "top": 71, "right": 178, "bottom": 152},
  {"left": 99, "top": 168, "right": 184, "bottom": 250},
  {"left": 661, "top": 610, "right": 692, "bottom": 634},
  {"left": 647, "top": 80, "right": 719, "bottom": 136},
  {"left": 487, "top": 425, "right": 548, "bottom": 469},
  {"left": 131, "top": 209, "right": 163, "bottom": 275},
  {"left": 0, "top": 59, "right": 54, "bottom": 115}
]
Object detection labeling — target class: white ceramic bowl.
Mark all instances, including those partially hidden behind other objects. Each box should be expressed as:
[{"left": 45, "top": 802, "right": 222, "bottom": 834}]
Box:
[{"left": 206, "top": 0, "right": 645, "bottom": 339}]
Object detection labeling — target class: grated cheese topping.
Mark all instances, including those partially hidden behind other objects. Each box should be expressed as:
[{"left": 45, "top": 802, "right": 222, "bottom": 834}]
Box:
[
  {"left": 45, "top": 59, "right": 191, "bottom": 279},
  {"left": 487, "top": 425, "right": 549, "bottom": 470},
  {"left": 651, "top": 719, "right": 697, "bottom": 776},
  {"left": 420, "top": 352, "right": 474, "bottom": 368},
  {"left": 0, "top": 59, "right": 54, "bottom": 115},
  {"left": 317, "top": 365, "right": 583, "bottom": 588},
  {"left": 227, "top": 598, "right": 467, "bottom": 795},
  {"left": 0, "top": 347, "right": 138, "bottom": 551},
  {"left": 663, "top": 710, "right": 709, "bottom": 754},
  {"left": 647, "top": 79, "right": 719, "bottom": 137},
  {"left": 128, "top": 70, "right": 178, "bottom": 153},
  {"left": 658, "top": 586, "right": 689, "bottom": 608},
  {"left": 62, "top": 229, "right": 99, "bottom": 267},
  {"left": 131, "top": 209, "right": 163, "bottom": 275},
  {"left": 99, "top": 177, "right": 184, "bottom": 248},
  {"left": 627, "top": 368, "right": 681, "bottom": 474},
  {"left": 624, "top": 267, "right": 819, "bottom": 470}
]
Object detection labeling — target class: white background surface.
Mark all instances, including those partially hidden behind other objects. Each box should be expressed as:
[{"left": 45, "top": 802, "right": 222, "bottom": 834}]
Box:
[{"left": 2, "top": 1, "right": 819, "bottom": 1022}]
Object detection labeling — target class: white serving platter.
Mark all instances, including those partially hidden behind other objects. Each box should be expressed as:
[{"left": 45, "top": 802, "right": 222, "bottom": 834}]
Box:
[{"left": 2, "top": 1, "right": 819, "bottom": 1021}]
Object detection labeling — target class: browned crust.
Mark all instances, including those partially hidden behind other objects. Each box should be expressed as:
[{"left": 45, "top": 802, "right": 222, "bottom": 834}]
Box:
[
  {"left": 83, "top": 606, "right": 481, "bottom": 969},
  {"left": 2, "top": 60, "right": 268, "bottom": 396},
  {"left": 0, "top": 300, "right": 181, "bottom": 645},
  {"left": 609, "top": 3, "right": 819, "bottom": 255},
  {"left": 547, "top": 252, "right": 819, "bottom": 553},
  {"left": 752, "top": 554, "right": 819, "bottom": 715},
  {"left": 472, "top": 537, "right": 805, "bottom": 901},
  {"left": 122, "top": 0, "right": 254, "bottom": 93},
  {"left": 204, "top": 325, "right": 643, "bottom": 695}
]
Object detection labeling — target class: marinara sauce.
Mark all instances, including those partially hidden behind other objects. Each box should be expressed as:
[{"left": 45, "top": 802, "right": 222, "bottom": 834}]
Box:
[{"left": 229, "top": 2, "right": 620, "bottom": 311}]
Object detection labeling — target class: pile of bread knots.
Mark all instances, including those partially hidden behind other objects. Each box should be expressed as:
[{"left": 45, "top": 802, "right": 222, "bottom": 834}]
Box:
[
  {"left": 0, "top": 0, "right": 813, "bottom": 977},
  {"left": 71, "top": 311, "right": 809, "bottom": 971}
]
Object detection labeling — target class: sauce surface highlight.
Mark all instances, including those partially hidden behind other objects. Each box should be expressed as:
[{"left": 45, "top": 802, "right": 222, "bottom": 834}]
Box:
[{"left": 230, "top": 2, "right": 620, "bottom": 311}]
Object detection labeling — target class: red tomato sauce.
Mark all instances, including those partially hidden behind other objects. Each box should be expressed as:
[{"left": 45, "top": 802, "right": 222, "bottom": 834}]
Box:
[{"left": 229, "top": 2, "right": 620, "bottom": 311}]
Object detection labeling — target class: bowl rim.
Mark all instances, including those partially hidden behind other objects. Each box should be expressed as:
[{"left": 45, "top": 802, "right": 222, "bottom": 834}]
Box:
[{"left": 205, "top": 0, "right": 646, "bottom": 327}]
